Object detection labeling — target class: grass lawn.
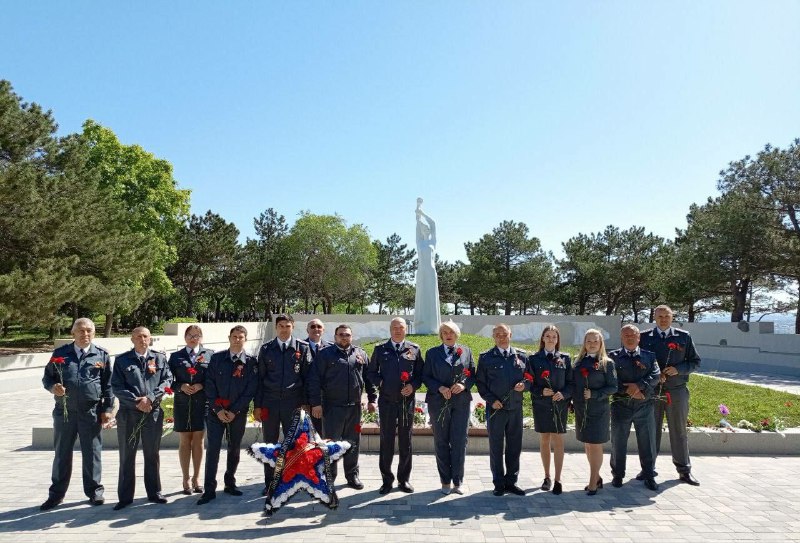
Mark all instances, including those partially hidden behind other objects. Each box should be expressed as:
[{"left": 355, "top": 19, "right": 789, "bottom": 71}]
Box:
[{"left": 154, "top": 332, "right": 800, "bottom": 431}]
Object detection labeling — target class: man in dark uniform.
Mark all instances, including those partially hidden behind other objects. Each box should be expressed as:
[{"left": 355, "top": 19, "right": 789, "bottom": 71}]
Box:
[
  {"left": 198, "top": 325, "right": 258, "bottom": 504},
  {"left": 609, "top": 324, "right": 661, "bottom": 490},
  {"left": 639, "top": 304, "right": 701, "bottom": 486},
  {"left": 476, "top": 323, "right": 529, "bottom": 496},
  {"left": 110, "top": 326, "right": 172, "bottom": 510},
  {"left": 367, "top": 317, "right": 423, "bottom": 494},
  {"left": 40, "top": 318, "right": 114, "bottom": 510},
  {"left": 307, "top": 324, "right": 376, "bottom": 490},
  {"left": 305, "top": 318, "right": 332, "bottom": 435},
  {"left": 253, "top": 314, "right": 311, "bottom": 495}
]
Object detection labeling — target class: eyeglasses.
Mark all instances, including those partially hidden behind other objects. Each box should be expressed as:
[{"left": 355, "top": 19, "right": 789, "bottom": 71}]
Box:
[
  {"left": 336, "top": 333, "right": 352, "bottom": 337},
  {"left": 187, "top": 334, "right": 202, "bottom": 340},
  {"left": 308, "top": 325, "right": 323, "bottom": 329}
]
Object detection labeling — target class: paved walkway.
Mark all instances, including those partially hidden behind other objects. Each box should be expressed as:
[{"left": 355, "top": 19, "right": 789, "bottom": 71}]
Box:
[
  {"left": 2, "top": 388, "right": 800, "bottom": 542},
  {"left": 697, "top": 369, "right": 800, "bottom": 395}
]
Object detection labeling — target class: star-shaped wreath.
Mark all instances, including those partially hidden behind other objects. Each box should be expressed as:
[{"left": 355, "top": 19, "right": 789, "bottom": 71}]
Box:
[{"left": 249, "top": 408, "right": 351, "bottom": 515}]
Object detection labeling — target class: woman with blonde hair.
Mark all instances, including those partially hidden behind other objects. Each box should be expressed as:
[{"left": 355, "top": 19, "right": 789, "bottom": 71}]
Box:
[
  {"left": 526, "top": 325, "right": 572, "bottom": 494},
  {"left": 423, "top": 321, "right": 476, "bottom": 495},
  {"left": 168, "top": 325, "right": 214, "bottom": 494},
  {"left": 572, "top": 328, "right": 617, "bottom": 495}
]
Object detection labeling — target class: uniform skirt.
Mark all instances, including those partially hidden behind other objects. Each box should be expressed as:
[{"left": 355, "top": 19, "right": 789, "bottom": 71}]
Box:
[
  {"left": 173, "top": 391, "right": 207, "bottom": 432},
  {"left": 574, "top": 397, "right": 610, "bottom": 444},
  {"left": 532, "top": 397, "right": 569, "bottom": 434}
]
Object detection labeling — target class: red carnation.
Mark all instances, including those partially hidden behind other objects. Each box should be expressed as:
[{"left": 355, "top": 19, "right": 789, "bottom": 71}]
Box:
[
  {"left": 667, "top": 342, "right": 679, "bottom": 350},
  {"left": 540, "top": 370, "right": 551, "bottom": 379},
  {"left": 462, "top": 368, "right": 472, "bottom": 377},
  {"left": 400, "top": 371, "right": 410, "bottom": 382},
  {"left": 456, "top": 347, "right": 463, "bottom": 357},
  {"left": 50, "top": 356, "right": 66, "bottom": 364},
  {"left": 580, "top": 367, "right": 590, "bottom": 378},
  {"left": 665, "top": 392, "right": 672, "bottom": 406},
  {"left": 476, "top": 402, "right": 485, "bottom": 408},
  {"left": 523, "top": 372, "right": 534, "bottom": 382},
  {"left": 164, "top": 386, "right": 173, "bottom": 395},
  {"left": 415, "top": 406, "right": 424, "bottom": 413},
  {"left": 187, "top": 367, "right": 198, "bottom": 376},
  {"left": 214, "top": 398, "right": 231, "bottom": 409}
]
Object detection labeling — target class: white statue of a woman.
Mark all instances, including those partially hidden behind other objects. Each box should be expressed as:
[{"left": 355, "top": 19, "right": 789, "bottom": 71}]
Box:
[{"left": 414, "top": 198, "right": 441, "bottom": 334}]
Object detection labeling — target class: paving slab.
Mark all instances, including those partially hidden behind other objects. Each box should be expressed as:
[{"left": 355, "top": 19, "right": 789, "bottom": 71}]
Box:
[{"left": 2, "top": 387, "right": 800, "bottom": 542}]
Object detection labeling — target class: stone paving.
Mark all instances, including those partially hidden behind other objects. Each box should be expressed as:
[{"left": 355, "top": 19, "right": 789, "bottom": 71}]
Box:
[{"left": 2, "top": 387, "right": 800, "bottom": 542}]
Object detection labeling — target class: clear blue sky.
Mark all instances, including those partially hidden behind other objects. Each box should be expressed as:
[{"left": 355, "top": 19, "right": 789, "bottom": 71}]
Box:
[{"left": 3, "top": 2, "right": 799, "bottom": 262}]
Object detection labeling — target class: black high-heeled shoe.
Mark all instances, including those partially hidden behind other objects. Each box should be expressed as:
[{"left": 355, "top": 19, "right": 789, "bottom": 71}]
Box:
[{"left": 584, "top": 477, "right": 603, "bottom": 495}]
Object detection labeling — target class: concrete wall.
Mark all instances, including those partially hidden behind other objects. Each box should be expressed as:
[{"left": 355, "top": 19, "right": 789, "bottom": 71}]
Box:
[
  {"left": 680, "top": 322, "right": 800, "bottom": 377},
  {"left": 4, "top": 317, "right": 799, "bottom": 380}
]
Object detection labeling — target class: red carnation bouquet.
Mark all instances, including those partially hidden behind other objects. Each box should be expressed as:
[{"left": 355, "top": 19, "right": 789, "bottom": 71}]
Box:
[
  {"left": 49, "top": 356, "right": 69, "bottom": 421},
  {"left": 130, "top": 386, "right": 173, "bottom": 445},
  {"left": 437, "top": 356, "right": 472, "bottom": 426}
]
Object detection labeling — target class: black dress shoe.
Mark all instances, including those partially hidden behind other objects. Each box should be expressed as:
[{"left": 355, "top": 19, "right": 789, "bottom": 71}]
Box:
[
  {"left": 540, "top": 477, "right": 551, "bottom": 491},
  {"left": 611, "top": 476, "right": 624, "bottom": 488},
  {"left": 636, "top": 470, "right": 658, "bottom": 480},
  {"left": 113, "top": 501, "right": 132, "bottom": 511},
  {"left": 552, "top": 481, "right": 562, "bottom": 495},
  {"left": 378, "top": 482, "right": 393, "bottom": 495},
  {"left": 148, "top": 493, "right": 168, "bottom": 504},
  {"left": 197, "top": 493, "right": 216, "bottom": 505},
  {"left": 40, "top": 497, "right": 63, "bottom": 511},
  {"left": 492, "top": 487, "right": 505, "bottom": 496},
  {"left": 347, "top": 477, "right": 364, "bottom": 490},
  {"left": 679, "top": 473, "right": 700, "bottom": 486},
  {"left": 224, "top": 486, "right": 243, "bottom": 496},
  {"left": 505, "top": 484, "right": 525, "bottom": 496},
  {"left": 398, "top": 482, "right": 414, "bottom": 493},
  {"left": 644, "top": 478, "right": 659, "bottom": 491},
  {"left": 89, "top": 496, "right": 105, "bottom": 506}
]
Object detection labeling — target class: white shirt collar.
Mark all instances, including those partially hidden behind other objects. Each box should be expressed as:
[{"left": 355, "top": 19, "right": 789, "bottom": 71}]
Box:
[{"left": 75, "top": 344, "right": 91, "bottom": 358}]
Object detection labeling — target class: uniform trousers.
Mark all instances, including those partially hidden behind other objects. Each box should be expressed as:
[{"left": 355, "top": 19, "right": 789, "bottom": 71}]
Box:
[
  {"left": 49, "top": 403, "right": 103, "bottom": 500},
  {"left": 654, "top": 385, "right": 691, "bottom": 474},
  {"left": 486, "top": 406, "right": 522, "bottom": 488},
  {"left": 204, "top": 411, "right": 248, "bottom": 493},
  {"left": 322, "top": 403, "right": 361, "bottom": 483},
  {"left": 610, "top": 397, "right": 656, "bottom": 479},
  {"left": 116, "top": 408, "right": 163, "bottom": 502}
]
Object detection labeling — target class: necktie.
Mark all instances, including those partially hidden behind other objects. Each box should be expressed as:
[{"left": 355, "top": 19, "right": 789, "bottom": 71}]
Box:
[
  {"left": 661, "top": 331, "right": 667, "bottom": 340},
  {"left": 80, "top": 348, "right": 86, "bottom": 360},
  {"left": 395, "top": 343, "right": 401, "bottom": 352},
  {"left": 281, "top": 343, "right": 286, "bottom": 353},
  {"left": 546, "top": 352, "right": 554, "bottom": 361},
  {"left": 502, "top": 349, "right": 508, "bottom": 358},
  {"left": 628, "top": 350, "right": 636, "bottom": 357},
  {"left": 447, "top": 346, "right": 454, "bottom": 357}
]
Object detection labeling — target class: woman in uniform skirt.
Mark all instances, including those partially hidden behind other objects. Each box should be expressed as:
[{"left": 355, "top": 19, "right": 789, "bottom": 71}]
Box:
[
  {"left": 168, "top": 325, "right": 214, "bottom": 494},
  {"left": 527, "top": 325, "right": 572, "bottom": 494},
  {"left": 572, "top": 329, "right": 617, "bottom": 495}
]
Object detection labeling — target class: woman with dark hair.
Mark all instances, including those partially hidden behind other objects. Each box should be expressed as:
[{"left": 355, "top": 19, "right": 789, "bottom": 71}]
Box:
[
  {"left": 168, "top": 325, "right": 214, "bottom": 494},
  {"left": 526, "top": 325, "right": 572, "bottom": 494},
  {"left": 572, "top": 329, "right": 617, "bottom": 495}
]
